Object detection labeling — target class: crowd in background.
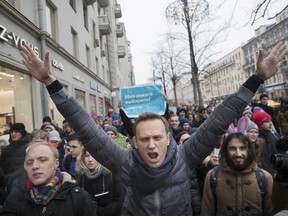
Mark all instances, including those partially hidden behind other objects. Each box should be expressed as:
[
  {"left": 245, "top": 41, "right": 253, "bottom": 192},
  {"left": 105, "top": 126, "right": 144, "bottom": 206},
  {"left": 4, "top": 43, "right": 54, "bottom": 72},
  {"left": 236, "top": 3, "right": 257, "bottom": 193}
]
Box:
[{"left": 0, "top": 92, "right": 288, "bottom": 215}]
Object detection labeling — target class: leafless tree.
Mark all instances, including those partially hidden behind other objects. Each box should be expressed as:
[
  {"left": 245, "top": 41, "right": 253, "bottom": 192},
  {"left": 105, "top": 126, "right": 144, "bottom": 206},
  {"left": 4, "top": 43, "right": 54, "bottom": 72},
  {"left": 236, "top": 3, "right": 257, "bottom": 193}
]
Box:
[
  {"left": 250, "top": 0, "right": 288, "bottom": 25},
  {"left": 163, "top": 0, "right": 236, "bottom": 106},
  {"left": 150, "top": 33, "right": 187, "bottom": 107}
]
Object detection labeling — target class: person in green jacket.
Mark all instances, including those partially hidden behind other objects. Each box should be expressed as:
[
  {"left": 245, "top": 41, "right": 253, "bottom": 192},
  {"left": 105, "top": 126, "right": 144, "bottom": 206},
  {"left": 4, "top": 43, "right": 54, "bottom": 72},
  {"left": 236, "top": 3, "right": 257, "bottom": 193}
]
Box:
[{"left": 104, "top": 125, "right": 127, "bottom": 148}]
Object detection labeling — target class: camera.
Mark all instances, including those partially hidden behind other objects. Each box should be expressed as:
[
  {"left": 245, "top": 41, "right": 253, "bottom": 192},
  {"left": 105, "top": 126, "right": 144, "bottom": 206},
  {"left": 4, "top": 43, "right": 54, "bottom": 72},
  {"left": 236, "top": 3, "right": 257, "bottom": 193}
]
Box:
[
  {"left": 271, "top": 136, "right": 288, "bottom": 182},
  {"left": 271, "top": 154, "right": 288, "bottom": 170}
]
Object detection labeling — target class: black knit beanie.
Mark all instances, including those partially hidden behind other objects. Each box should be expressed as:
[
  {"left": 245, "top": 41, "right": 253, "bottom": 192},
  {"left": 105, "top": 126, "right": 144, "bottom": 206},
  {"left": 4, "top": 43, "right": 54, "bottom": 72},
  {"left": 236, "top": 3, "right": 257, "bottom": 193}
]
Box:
[{"left": 9, "top": 123, "right": 27, "bottom": 137}]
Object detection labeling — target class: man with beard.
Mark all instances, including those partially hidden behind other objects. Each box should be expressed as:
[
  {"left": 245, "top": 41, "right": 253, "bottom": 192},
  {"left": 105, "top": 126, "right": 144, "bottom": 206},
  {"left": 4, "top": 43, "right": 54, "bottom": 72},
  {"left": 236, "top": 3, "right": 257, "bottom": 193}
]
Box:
[{"left": 201, "top": 133, "right": 273, "bottom": 216}]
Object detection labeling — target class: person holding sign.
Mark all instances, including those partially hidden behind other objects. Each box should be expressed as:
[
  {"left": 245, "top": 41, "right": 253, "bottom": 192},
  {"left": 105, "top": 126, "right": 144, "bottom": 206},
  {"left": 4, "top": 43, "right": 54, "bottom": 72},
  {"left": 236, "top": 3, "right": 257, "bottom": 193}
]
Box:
[{"left": 19, "top": 42, "right": 287, "bottom": 215}]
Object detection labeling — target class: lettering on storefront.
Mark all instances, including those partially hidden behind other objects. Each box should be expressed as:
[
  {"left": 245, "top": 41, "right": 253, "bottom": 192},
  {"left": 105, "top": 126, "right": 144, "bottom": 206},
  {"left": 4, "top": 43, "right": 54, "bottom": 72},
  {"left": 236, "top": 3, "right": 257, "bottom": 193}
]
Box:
[
  {"left": 52, "top": 59, "right": 65, "bottom": 71},
  {"left": 0, "top": 24, "right": 39, "bottom": 55},
  {"left": 90, "top": 81, "right": 101, "bottom": 93},
  {"left": 72, "top": 73, "right": 85, "bottom": 83}
]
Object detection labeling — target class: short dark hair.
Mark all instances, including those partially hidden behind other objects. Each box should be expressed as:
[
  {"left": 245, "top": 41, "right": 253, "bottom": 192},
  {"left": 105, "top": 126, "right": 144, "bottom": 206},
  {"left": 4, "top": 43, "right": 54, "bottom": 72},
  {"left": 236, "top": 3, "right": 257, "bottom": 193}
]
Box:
[
  {"left": 260, "top": 94, "right": 268, "bottom": 101},
  {"left": 42, "top": 116, "right": 52, "bottom": 123},
  {"left": 66, "top": 132, "right": 79, "bottom": 143},
  {"left": 198, "top": 107, "right": 206, "bottom": 114},
  {"left": 133, "top": 112, "right": 169, "bottom": 137}
]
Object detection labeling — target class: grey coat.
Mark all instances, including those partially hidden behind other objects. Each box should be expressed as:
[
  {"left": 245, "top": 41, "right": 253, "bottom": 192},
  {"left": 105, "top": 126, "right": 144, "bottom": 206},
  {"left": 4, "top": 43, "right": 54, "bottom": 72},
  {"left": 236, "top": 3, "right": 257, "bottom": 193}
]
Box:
[{"left": 50, "top": 82, "right": 254, "bottom": 215}]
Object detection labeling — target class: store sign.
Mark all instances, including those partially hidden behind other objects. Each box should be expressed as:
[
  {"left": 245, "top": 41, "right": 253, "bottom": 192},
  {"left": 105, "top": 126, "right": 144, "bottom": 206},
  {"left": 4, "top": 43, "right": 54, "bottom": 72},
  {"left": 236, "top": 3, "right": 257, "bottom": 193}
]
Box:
[
  {"left": 72, "top": 73, "right": 85, "bottom": 83},
  {"left": 51, "top": 59, "right": 64, "bottom": 71},
  {"left": 90, "top": 81, "right": 101, "bottom": 92},
  {"left": 0, "top": 24, "right": 39, "bottom": 55}
]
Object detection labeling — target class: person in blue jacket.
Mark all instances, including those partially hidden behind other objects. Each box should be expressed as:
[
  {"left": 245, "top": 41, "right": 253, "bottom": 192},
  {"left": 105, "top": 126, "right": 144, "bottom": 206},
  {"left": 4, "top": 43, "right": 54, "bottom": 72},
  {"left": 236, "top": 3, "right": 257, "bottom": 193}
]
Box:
[{"left": 19, "top": 42, "right": 287, "bottom": 215}]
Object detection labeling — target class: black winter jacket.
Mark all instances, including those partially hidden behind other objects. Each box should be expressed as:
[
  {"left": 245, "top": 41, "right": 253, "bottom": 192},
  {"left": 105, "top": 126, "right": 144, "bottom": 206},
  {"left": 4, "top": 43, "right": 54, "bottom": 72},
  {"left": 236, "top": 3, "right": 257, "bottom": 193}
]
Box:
[{"left": 1, "top": 134, "right": 31, "bottom": 192}]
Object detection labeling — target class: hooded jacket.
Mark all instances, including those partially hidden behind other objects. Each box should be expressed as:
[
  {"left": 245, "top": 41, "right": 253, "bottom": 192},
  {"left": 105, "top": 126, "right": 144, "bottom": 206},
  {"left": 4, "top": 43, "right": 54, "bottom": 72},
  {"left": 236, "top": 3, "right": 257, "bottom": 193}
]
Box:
[
  {"left": 0, "top": 172, "right": 96, "bottom": 216},
  {"left": 45, "top": 77, "right": 258, "bottom": 215}
]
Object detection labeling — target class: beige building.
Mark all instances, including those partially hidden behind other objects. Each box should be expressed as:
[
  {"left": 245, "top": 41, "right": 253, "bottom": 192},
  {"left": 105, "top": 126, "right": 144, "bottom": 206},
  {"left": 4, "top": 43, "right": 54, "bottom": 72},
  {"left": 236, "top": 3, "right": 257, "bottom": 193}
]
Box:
[
  {"left": 0, "top": 0, "right": 135, "bottom": 132},
  {"left": 242, "top": 10, "right": 288, "bottom": 100},
  {"left": 200, "top": 9, "right": 288, "bottom": 105},
  {"left": 200, "top": 47, "right": 244, "bottom": 105}
]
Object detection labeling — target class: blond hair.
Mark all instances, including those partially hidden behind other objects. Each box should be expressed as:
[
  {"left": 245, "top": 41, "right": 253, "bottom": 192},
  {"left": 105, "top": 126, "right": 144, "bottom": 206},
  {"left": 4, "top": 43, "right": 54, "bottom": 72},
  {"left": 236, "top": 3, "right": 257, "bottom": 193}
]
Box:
[
  {"left": 26, "top": 141, "right": 59, "bottom": 159},
  {"left": 78, "top": 147, "right": 101, "bottom": 171}
]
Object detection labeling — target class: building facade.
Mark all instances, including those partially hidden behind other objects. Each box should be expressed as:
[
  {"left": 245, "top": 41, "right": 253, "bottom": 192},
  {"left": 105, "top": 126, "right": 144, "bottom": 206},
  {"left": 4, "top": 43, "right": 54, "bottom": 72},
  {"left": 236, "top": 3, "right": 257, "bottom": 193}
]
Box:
[
  {"left": 242, "top": 10, "right": 288, "bottom": 100},
  {"left": 200, "top": 9, "right": 288, "bottom": 105},
  {"left": 200, "top": 47, "right": 244, "bottom": 106},
  {"left": 0, "top": 0, "right": 134, "bottom": 133}
]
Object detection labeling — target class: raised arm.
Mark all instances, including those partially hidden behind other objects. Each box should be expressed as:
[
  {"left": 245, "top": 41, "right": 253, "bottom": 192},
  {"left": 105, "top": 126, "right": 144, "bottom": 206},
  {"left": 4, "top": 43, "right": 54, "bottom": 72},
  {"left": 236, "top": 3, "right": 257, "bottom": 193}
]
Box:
[
  {"left": 20, "top": 44, "right": 55, "bottom": 85},
  {"left": 255, "top": 41, "right": 287, "bottom": 80},
  {"left": 184, "top": 41, "right": 288, "bottom": 166},
  {"left": 20, "top": 43, "right": 129, "bottom": 173}
]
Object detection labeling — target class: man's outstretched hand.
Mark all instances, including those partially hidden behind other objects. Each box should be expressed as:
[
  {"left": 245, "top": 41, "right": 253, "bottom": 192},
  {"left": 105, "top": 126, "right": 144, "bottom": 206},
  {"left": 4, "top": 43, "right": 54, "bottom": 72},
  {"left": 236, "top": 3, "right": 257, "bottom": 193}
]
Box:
[
  {"left": 20, "top": 43, "right": 56, "bottom": 86},
  {"left": 256, "top": 41, "right": 288, "bottom": 80}
]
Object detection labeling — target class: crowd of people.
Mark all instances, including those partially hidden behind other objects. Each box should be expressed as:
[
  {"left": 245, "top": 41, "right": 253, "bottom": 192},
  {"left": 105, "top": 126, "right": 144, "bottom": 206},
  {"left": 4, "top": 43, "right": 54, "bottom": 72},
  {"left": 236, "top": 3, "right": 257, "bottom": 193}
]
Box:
[{"left": 0, "top": 41, "right": 286, "bottom": 215}]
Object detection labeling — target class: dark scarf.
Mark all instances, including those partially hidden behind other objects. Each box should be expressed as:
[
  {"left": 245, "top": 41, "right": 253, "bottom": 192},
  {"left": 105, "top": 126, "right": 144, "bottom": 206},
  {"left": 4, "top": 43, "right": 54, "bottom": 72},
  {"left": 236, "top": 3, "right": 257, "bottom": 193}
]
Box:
[
  {"left": 131, "top": 142, "right": 177, "bottom": 202},
  {"left": 27, "top": 169, "right": 63, "bottom": 205}
]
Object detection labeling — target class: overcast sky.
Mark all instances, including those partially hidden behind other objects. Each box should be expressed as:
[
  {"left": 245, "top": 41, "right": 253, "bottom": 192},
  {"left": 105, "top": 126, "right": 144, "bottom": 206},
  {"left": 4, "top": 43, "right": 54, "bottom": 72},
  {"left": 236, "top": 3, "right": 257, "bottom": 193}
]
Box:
[{"left": 119, "top": 0, "right": 285, "bottom": 85}]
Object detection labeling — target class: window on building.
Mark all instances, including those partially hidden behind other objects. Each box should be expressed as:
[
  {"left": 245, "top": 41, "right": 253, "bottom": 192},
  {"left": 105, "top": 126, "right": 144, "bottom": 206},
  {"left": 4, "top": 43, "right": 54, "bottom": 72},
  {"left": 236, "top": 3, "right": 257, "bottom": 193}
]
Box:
[
  {"left": 89, "top": 94, "right": 97, "bottom": 116},
  {"left": 46, "top": 2, "right": 56, "bottom": 39},
  {"left": 83, "top": 3, "right": 88, "bottom": 30},
  {"left": 102, "top": 65, "right": 105, "bottom": 81},
  {"left": 92, "top": 21, "right": 97, "bottom": 40},
  {"left": 86, "top": 45, "right": 91, "bottom": 68},
  {"left": 69, "top": 0, "right": 76, "bottom": 11},
  {"left": 0, "top": 67, "right": 33, "bottom": 133},
  {"left": 98, "top": 97, "right": 104, "bottom": 116},
  {"left": 75, "top": 89, "right": 86, "bottom": 108},
  {"left": 95, "top": 57, "right": 99, "bottom": 75},
  {"left": 71, "top": 27, "right": 78, "bottom": 59}
]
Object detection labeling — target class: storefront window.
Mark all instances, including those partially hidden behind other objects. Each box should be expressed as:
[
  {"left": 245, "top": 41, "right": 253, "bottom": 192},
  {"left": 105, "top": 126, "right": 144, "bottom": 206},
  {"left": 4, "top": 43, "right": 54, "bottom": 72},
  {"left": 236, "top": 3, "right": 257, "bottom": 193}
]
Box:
[
  {"left": 0, "top": 67, "right": 33, "bottom": 134},
  {"left": 89, "top": 94, "right": 97, "bottom": 115},
  {"left": 75, "top": 89, "right": 86, "bottom": 108},
  {"left": 98, "top": 97, "right": 104, "bottom": 117}
]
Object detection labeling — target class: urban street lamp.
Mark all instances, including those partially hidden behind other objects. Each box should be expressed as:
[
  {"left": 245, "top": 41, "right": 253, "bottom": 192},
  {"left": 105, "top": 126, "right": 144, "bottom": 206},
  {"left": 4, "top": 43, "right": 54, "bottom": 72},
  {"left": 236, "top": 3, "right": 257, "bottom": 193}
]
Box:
[{"left": 165, "top": 0, "right": 209, "bottom": 106}]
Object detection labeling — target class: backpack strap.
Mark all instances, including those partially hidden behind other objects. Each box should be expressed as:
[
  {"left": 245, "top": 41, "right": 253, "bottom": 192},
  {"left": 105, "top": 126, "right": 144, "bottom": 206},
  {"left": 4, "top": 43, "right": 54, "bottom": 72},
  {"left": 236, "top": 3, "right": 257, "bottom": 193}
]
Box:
[
  {"left": 255, "top": 167, "right": 266, "bottom": 215},
  {"left": 209, "top": 166, "right": 220, "bottom": 204},
  {"left": 210, "top": 166, "right": 266, "bottom": 215}
]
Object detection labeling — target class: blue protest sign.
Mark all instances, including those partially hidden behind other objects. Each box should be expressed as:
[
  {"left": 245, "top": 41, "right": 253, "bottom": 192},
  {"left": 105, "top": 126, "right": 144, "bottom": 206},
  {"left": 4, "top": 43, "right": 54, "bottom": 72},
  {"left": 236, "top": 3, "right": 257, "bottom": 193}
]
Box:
[{"left": 120, "top": 84, "right": 165, "bottom": 118}]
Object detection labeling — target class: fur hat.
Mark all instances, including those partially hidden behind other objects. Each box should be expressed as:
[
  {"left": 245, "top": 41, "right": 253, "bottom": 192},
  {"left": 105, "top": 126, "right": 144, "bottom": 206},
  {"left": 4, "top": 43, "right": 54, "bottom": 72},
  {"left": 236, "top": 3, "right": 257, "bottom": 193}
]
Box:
[
  {"left": 9, "top": 123, "right": 27, "bottom": 137},
  {"left": 246, "top": 120, "right": 258, "bottom": 131},
  {"left": 104, "top": 125, "right": 118, "bottom": 135},
  {"left": 253, "top": 110, "right": 272, "bottom": 126},
  {"left": 48, "top": 130, "right": 61, "bottom": 142}
]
